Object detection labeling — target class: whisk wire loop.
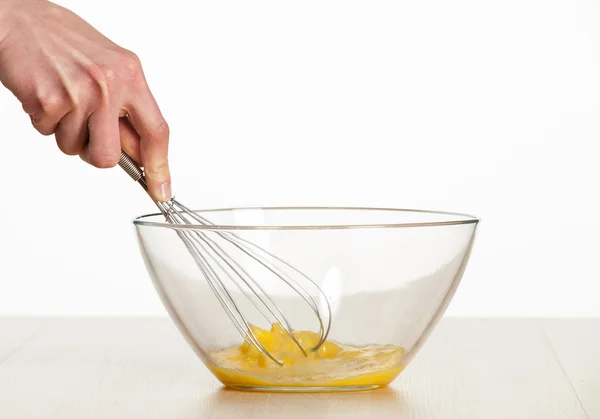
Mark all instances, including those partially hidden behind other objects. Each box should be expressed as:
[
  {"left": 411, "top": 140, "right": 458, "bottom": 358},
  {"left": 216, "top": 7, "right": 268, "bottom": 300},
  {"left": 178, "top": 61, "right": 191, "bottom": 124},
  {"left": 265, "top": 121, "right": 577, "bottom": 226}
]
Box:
[{"left": 119, "top": 152, "right": 332, "bottom": 364}]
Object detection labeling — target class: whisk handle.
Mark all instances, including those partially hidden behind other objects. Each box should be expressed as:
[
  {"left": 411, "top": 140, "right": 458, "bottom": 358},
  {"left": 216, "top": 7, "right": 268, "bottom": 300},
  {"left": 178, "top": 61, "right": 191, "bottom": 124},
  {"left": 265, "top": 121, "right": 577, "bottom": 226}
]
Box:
[
  {"left": 118, "top": 151, "right": 144, "bottom": 181},
  {"left": 118, "top": 151, "right": 150, "bottom": 193}
]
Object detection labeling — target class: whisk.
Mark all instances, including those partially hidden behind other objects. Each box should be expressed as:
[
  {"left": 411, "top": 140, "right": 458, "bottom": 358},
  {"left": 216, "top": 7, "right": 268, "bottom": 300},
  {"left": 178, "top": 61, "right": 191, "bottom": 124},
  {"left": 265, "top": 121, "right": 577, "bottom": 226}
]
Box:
[{"left": 118, "top": 151, "right": 332, "bottom": 365}]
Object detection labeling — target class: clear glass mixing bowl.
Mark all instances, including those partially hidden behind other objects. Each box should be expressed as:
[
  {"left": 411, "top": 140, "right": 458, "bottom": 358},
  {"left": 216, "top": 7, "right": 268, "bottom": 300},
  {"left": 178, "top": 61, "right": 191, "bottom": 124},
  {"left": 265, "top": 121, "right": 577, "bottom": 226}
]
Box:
[{"left": 134, "top": 207, "right": 478, "bottom": 392}]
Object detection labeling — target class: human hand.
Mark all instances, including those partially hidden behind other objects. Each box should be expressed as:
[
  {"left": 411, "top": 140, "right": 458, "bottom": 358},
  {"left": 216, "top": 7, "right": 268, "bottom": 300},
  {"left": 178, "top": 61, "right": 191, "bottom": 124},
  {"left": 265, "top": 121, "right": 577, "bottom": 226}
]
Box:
[{"left": 0, "top": 0, "right": 171, "bottom": 201}]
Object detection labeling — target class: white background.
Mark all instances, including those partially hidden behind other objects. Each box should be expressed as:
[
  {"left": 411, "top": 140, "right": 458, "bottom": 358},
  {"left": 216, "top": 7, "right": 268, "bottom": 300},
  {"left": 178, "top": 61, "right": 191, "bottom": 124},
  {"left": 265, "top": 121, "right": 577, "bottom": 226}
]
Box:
[{"left": 0, "top": 0, "right": 599, "bottom": 317}]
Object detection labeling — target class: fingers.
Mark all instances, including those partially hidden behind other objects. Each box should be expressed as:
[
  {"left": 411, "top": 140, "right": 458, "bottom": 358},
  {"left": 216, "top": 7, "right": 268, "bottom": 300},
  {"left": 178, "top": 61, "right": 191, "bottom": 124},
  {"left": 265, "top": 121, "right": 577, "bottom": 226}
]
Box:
[
  {"left": 125, "top": 91, "right": 171, "bottom": 202},
  {"left": 118, "top": 117, "right": 142, "bottom": 164},
  {"left": 27, "top": 92, "right": 71, "bottom": 136},
  {"left": 79, "top": 117, "right": 140, "bottom": 166},
  {"left": 55, "top": 110, "right": 89, "bottom": 156},
  {"left": 22, "top": 44, "right": 170, "bottom": 202},
  {"left": 80, "top": 105, "right": 120, "bottom": 168},
  {"left": 80, "top": 117, "right": 140, "bottom": 168}
]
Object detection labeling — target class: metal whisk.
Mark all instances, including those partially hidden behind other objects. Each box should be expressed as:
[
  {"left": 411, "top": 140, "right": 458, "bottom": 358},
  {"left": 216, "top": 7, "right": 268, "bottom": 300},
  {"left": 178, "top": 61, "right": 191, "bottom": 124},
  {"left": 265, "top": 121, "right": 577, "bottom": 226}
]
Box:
[{"left": 118, "top": 151, "right": 332, "bottom": 365}]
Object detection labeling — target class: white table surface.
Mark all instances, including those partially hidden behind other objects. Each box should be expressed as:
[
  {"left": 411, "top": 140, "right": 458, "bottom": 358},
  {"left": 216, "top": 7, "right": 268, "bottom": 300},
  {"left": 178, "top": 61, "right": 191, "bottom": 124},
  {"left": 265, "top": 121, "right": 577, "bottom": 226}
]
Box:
[{"left": 0, "top": 317, "right": 598, "bottom": 418}]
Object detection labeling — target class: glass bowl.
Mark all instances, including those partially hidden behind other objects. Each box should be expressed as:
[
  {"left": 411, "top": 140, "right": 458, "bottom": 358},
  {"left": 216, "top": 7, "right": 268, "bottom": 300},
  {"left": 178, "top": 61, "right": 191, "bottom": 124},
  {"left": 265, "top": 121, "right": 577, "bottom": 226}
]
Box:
[{"left": 134, "top": 207, "right": 478, "bottom": 392}]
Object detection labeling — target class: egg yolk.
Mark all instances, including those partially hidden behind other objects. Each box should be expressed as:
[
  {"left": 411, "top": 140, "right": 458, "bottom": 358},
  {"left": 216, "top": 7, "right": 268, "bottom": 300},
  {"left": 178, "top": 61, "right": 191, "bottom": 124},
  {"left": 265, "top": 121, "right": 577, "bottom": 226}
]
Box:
[{"left": 209, "top": 323, "right": 405, "bottom": 389}]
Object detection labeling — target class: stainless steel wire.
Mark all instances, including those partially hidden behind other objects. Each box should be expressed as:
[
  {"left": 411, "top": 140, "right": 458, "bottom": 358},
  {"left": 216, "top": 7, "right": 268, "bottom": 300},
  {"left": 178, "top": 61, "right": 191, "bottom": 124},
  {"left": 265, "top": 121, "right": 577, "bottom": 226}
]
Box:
[{"left": 118, "top": 151, "right": 332, "bottom": 365}]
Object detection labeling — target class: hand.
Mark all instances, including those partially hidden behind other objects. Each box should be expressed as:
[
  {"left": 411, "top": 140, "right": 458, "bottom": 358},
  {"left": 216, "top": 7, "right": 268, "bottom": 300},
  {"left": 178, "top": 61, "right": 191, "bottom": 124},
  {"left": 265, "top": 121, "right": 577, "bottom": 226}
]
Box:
[{"left": 0, "top": 0, "right": 171, "bottom": 201}]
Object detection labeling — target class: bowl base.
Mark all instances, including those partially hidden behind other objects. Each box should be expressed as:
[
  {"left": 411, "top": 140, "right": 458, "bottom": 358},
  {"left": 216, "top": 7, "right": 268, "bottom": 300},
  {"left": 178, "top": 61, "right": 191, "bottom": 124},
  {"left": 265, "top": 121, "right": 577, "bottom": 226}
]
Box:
[{"left": 227, "top": 385, "right": 383, "bottom": 393}]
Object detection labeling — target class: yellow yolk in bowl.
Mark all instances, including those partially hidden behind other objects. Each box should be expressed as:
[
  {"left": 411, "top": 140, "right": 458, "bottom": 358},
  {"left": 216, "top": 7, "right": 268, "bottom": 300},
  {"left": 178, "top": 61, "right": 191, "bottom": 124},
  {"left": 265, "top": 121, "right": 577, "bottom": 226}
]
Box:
[{"left": 209, "top": 323, "right": 405, "bottom": 389}]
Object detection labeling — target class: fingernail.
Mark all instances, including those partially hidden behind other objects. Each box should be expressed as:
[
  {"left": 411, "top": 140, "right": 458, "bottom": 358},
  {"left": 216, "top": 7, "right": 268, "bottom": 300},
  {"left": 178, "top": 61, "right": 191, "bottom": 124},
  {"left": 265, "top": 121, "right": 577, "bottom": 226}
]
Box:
[{"left": 159, "top": 181, "right": 172, "bottom": 202}]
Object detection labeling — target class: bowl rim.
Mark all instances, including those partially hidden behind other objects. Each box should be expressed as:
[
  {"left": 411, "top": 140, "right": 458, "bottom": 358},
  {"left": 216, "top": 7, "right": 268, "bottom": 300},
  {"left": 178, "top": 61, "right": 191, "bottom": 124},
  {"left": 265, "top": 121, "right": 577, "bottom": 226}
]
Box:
[{"left": 132, "top": 206, "right": 479, "bottom": 230}]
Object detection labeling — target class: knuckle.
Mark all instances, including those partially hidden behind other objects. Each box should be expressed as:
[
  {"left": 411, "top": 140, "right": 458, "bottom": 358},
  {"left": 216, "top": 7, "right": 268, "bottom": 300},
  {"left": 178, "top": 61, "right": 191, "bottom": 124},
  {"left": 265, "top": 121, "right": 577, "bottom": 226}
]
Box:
[
  {"left": 36, "top": 126, "right": 55, "bottom": 136},
  {"left": 120, "top": 49, "right": 142, "bottom": 79},
  {"left": 145, "top": 159, "right": 169, "bottom": 177},
  {"left": 103, "top": 68, "right": 116, "bottom": 82},
  {"left": 87, "top": 63, "right": 107, "bottom": 84},
  {"left": 58, "top": 144, "right": 82, "bottom": 156},
  {"left": 147, "top": 119, "right": 170, "bottom": 145},
  {"left": 64, "top": 147, "right": 82, "bottom": 156},
  {"left": 86, "top": 63, "right": 116, "bottom": 97},
  {"left": 88, "top": 148, "right": 119, "bottom": 168},
  {"left": 56, "top": 137, "right": 83, "bottom": 156},
  {"left": 36, "top": 91, "right": 64, "bottom": 116},
  {"left": 22, "top": 100, "right": 38, "bottom": 116},
  {"left": 29, "top": 116, "right": 55, "bottom": 136}
]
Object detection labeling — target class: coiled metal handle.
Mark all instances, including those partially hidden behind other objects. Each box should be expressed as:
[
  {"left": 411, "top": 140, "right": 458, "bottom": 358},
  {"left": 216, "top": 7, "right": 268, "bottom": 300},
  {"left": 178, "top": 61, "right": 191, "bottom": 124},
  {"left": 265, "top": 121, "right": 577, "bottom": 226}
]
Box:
[
  {"left": 118, "top": 151, "right": 150, "bottom": 193},
  {"left": 118, "top": 151, "right": 144, "bottom": 181}
]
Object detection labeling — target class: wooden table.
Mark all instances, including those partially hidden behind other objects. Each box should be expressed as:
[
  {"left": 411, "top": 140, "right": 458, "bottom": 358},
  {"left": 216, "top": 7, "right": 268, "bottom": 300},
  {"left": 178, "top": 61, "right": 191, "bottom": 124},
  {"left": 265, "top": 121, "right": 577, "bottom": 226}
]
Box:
[{"left": 0, "top": 318, "right": 598, "bottom": 418}]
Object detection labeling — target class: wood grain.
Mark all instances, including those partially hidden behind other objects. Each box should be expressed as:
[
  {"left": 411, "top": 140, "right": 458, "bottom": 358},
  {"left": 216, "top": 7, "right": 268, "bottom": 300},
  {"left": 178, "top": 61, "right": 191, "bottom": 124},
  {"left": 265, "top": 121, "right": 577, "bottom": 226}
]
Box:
[
  {"left": 0, "top": 318, "right": 592, "bottom": 419},
  {"left": 394, "top": 318, "right": 588, "bottom": 419},
  {"left": 542, "top": 318, "right": 600, "bottom": 419},
  {"left": 0, "top": 318, "right": 40, "bottom": 365}
]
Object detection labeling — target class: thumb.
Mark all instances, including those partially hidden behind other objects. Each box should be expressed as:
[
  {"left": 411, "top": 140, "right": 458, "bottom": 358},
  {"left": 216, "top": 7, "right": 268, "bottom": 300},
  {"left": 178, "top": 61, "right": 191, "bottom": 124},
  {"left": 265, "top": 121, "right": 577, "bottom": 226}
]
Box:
[{"left": 125, "top": 102, "right": 171, "bottom": 202}]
